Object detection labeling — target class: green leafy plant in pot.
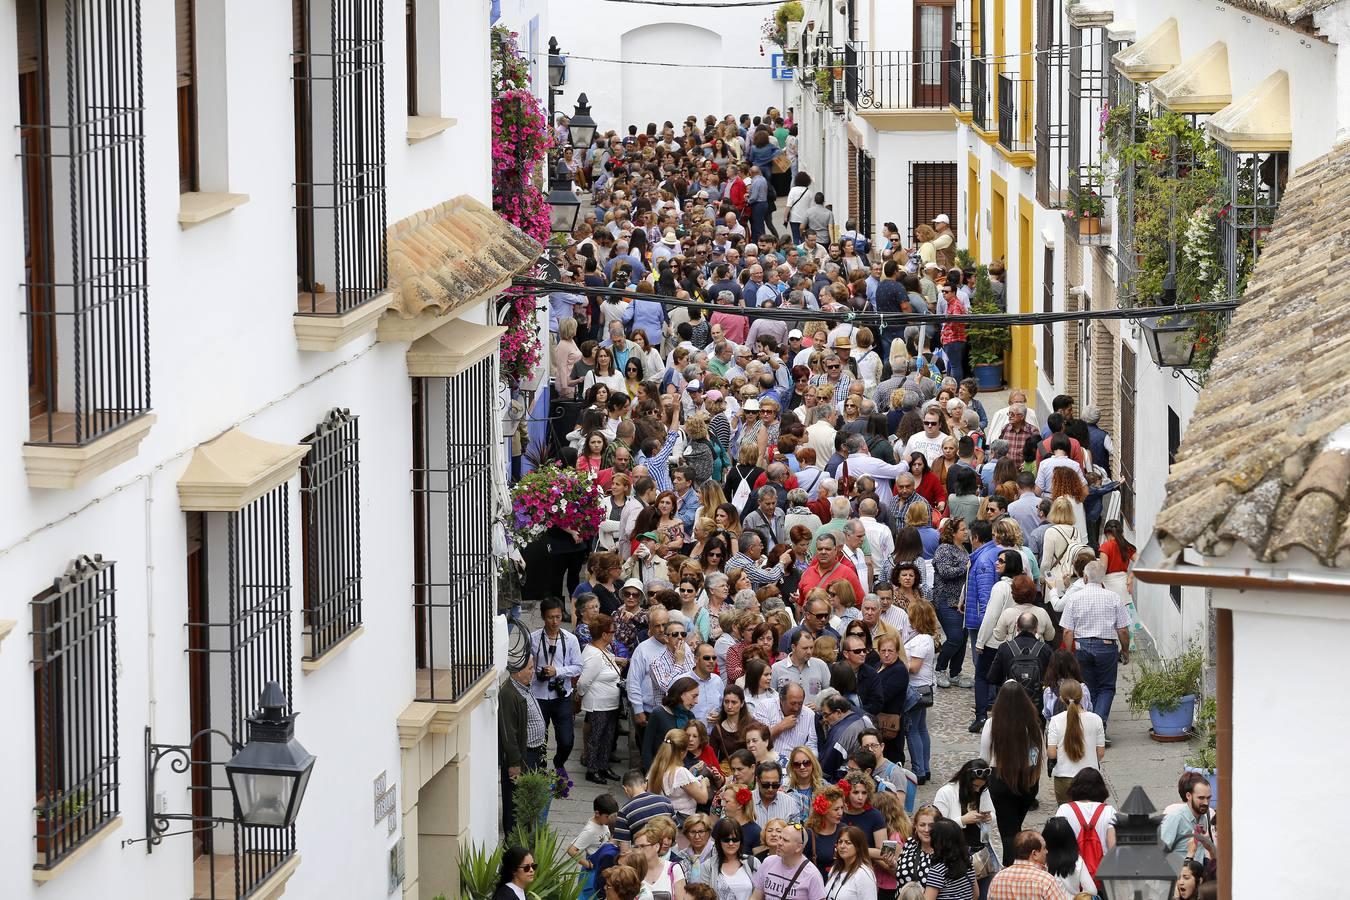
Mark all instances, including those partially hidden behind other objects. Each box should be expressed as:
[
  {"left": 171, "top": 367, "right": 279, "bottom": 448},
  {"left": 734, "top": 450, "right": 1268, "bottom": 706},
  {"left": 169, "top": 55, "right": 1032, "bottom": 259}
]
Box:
[
  {"left": 1128, "top": 642, "right": 1204, "bottom": 740},
  {"left": 458, "top": 823, "right": 582, "bottom": 900},
  {"left": 965, "top": 265, "right": 1009, "bottom": 388}
]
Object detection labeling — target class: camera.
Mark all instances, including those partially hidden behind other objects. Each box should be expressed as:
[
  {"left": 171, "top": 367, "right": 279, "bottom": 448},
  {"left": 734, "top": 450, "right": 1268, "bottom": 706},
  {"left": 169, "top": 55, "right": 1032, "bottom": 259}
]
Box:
[{"left": 547, "top": 676, "right": 567, "bottom": 696}]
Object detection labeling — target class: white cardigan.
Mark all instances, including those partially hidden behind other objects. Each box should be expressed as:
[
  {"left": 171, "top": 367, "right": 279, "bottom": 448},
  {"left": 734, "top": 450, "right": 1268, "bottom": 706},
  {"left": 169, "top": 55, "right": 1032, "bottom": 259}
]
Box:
[
  {"left": 577, "top": 644, "right": 623, "bottom": 712},
  {"left": 824, "top": 864, "right": 877, "bottom": 900}
]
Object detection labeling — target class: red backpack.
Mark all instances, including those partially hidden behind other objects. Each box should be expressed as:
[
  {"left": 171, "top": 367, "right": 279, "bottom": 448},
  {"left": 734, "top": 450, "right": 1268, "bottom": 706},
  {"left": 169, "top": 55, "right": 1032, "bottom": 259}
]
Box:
[{"left": 1070, "top": 802, "right": 1107, "bottom": 877}]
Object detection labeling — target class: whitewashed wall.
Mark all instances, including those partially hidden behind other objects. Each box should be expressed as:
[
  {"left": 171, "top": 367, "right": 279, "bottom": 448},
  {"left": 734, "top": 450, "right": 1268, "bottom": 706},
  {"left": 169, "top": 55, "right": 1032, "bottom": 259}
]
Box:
[
  {"left": 0, "top": 0, "right": 499, "bottom": 896},
  {"left": 550, "top": 0, "right": 786, "bottom": 135}
]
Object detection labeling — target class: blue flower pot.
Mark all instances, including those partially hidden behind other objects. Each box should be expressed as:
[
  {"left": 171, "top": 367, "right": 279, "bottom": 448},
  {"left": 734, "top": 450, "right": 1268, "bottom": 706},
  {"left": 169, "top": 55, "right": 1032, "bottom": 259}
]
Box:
[
  {"left": 974, "top": 362, "right": 1004, "bottom": 390},
  {"left": 1185, "top": 765, "right": 1218, "bottom": 809},
  {"left": 1149, "top": 694, "right": 1197, "bottom": 737}
]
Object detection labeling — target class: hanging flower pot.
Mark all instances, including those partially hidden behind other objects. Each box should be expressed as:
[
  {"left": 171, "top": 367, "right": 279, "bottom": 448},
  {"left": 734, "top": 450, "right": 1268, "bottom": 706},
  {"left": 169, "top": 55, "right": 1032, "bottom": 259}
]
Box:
[{"left": 1080, "top": 215, "right": 1102, "bottom": 236}]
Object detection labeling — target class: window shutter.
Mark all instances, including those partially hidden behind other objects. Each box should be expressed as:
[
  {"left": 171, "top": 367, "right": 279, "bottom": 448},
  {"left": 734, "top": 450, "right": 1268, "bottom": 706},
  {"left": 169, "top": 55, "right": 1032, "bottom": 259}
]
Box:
[
  {"left": 175, "top": 0, "right": 194, "bottom": 88},
  {"left": 17, "top": 0, "right": 40, "bottom": 75}
]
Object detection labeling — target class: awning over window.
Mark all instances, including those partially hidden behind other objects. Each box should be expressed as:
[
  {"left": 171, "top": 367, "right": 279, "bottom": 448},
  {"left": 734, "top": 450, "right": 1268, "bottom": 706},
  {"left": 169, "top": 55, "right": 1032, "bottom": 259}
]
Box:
[
  {"left": 406, "top": 319, "right": 507, "bottom": 378},
  {"left": 1149, "top": 42, "right": 1231, "bottom": 114},
  {"left": 379, "top": 195, "right": 541, "bottom": 343},
  {"left": 1208, "top": 70, "right": 1292, "bottom": 152},
  {"left": 1112, "top": 16, "right": 1179, "bottom": 83},
  {"left": 178, "top": 428, "right": 310, "bottom": 512}
]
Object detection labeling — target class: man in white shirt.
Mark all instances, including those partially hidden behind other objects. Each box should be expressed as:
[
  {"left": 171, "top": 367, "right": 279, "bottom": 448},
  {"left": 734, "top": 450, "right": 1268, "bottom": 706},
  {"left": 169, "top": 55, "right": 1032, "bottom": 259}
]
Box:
[
  {"left": 771, "top": 682, "right": 819, "bottom": 755},
  {"left": 841, "top": 435, "right": 910, "bottom": 507},
  {"left": 689, "top": 642, "right": 725, "bottom": 721},
  {"left": 858, "top": 499, "right": 895, "bottom": 583},
  {"left": 839, "top": 519, "right": 874, "bottom": 594},
  {"left": 771, "top": 630, "right": 832, "bottom": 704},
  {"left": 903, "top": 408, "right": 948, "bottom": 464}
]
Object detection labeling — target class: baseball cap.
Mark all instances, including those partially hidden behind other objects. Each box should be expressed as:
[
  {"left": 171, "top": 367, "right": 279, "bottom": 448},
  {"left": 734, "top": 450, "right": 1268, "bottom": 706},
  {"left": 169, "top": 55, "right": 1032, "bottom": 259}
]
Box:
[
  {"left": 932, "top": 213, "right": 950, "bottom": 225},
  {"left": 688, "top": 380, "right": 703, "bottom": 392},
  {"left": 788, "top": 329, "right": 804, "bottom": 340},
  {"left": 639, "top": 531, "right": 661, "bottom": 541},
  {"left": 706, "top": 389, "right": 724, "bottom": 402}
]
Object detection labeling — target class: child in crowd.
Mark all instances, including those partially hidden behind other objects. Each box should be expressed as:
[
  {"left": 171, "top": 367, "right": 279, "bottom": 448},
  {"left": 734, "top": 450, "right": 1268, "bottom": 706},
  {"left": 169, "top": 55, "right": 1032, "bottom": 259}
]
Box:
[{"left": 569, "top": 793, "right": 620, "bottom": 868}]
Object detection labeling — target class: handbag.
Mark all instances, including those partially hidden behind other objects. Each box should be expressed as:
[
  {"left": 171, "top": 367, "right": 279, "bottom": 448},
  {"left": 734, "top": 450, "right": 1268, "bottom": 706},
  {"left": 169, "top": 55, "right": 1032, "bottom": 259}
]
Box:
[
  {"left": 915, "top": 684, "right": 935, "bottom": 708},
  {"left": 877, "top": 712, "right": 902, "bottom": 740},
  {"left": 971, "top": 844, "right": 997, "bottom": 880}
]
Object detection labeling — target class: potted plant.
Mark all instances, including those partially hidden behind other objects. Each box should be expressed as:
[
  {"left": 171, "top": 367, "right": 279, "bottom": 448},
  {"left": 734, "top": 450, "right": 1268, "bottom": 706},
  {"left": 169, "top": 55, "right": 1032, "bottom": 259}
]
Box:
[
  {"left": 964, "top": 265, "right": 1009, "bottom": 389},
  {"left": 814, "top": 67, "right": 834, "bottom": 99},
  {"left": 35, "top": 789, "right": 90, "bottom": 858},
  {"left": 1128, "top": 642, "right": 1204, "bottom": 740},
  {"left": 1185, "top": 696, "right": 1219, "bottom": 807},
  {"left": 1067, "top": 181, "right": 1106, "bottom": 235},
  {"left": 458, "top": 821, "right": 583, "bottom": 900}
]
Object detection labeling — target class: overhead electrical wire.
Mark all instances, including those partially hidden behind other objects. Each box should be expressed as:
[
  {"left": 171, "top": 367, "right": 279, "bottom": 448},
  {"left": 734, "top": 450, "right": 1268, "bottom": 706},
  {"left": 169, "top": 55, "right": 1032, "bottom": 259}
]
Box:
[{"left": 510, "top": 277, "right": 1238, "bottom": 328}]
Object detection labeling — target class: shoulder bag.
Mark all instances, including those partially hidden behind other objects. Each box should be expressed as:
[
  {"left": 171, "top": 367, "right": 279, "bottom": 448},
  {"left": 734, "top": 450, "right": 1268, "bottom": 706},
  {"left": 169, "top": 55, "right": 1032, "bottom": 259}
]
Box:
[{"left": 767, "top": 858, "right": 810, "bottom": 900}]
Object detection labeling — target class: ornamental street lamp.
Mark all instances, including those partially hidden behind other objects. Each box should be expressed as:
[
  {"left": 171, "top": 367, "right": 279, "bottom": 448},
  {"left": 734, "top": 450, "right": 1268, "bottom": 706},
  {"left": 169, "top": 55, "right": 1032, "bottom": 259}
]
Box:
[
  {"left": 568, "top": 93, "right": 597, "bottom": 149},
  {"left": 1139, "top": 313, "right": 1198, "bottom": 371},
  {"left": 546, "top": 157, "right": 581, "bottom": 235},
  {"left": 138, "top": 682, "right": 317, "bottom": 852},
  {"left": 224, "top": 682, "right": 317, "bottom": 828},
  {"left": 547, "top": 36, "right": 567, "bottom": 90},
  {"left": 1095, "top": 785, "right": 1180, "bottom": 900}
]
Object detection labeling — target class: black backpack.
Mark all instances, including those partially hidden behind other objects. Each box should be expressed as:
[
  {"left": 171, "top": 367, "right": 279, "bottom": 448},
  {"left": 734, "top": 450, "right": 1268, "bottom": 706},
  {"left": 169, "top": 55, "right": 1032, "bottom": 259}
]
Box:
[{"left": 1007, "top": 638, "right": 1045, "bottom": 699}]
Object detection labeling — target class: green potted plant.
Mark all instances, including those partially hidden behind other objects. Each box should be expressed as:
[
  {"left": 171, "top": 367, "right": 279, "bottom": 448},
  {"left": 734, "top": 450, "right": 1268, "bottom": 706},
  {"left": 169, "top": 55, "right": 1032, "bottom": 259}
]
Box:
[
  {"left": 458, "top": 824, "right": 582, "bottom": 900},
  {"left": 35, "top": 789, "right": 90, "bottom": 858},
  {"left": 964, "top": 265, "right": 1009, "bottom": 389},
  {"left": 1067, "top": 181, "right": 1106, "bottom": 234},
  {"left": 814, "top": 67, "right": 834, "bottom": 100},
  {"left": 1185, "top": 696, "right": 1219, "bottom": 806},
  {"left": 1128, "top": 642, "right": 1204, "bottom": 740}
]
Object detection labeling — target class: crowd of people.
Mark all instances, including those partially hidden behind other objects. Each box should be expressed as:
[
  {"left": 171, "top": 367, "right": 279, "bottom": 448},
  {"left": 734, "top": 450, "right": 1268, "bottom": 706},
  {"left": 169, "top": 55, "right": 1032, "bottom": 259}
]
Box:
[{"left": 496, "top": 107, "right": 1214, "bottom": 900}]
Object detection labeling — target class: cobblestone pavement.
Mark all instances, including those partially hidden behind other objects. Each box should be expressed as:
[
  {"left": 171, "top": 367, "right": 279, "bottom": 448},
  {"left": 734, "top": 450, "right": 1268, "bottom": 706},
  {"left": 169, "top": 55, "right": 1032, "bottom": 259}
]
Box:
[{"left": 506, "top": 609, "right": 1191, "bottom": 843}]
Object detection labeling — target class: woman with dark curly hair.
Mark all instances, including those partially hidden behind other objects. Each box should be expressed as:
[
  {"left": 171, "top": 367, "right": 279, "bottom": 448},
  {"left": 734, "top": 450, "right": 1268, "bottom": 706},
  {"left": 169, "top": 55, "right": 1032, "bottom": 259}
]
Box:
[{"left": 922, "top": 818, "right": 975, "bottom": 899}]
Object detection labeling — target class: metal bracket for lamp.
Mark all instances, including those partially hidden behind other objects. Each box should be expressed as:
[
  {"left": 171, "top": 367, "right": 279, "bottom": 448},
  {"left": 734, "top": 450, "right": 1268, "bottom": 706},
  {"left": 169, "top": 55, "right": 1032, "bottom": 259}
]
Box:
[{"left": 126, "top": 726, "right": 240, "bottom": 853}]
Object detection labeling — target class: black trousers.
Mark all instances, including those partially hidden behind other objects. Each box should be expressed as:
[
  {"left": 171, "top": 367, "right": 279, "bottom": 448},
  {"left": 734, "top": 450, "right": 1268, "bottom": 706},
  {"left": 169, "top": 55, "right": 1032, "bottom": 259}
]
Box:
[
  {"left": 501, "top": 746, "right": 544, "bottom": 836},
  {"left": 987, "top": 771, "right": 1038, "bottom": 865}
]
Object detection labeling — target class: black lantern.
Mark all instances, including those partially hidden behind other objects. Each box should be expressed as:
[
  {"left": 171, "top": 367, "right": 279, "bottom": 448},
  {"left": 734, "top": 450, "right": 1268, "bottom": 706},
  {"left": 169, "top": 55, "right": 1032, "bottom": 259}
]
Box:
[
  {"left": 548, "top": 37, "right": 566, "bottom": 89},
  {"left": 1139, "top": 313, "right": 1198, "bottom": 371},
  {"left": 546, "top": 157, "right": 581, "bottom": 235},
  {"left": 224, "top": 682, "right": 316, "bottom": 828},
  {"left": 568, "top": 93, "right": 597, "bottom": 149},
  {"left": 1095, "top": 786, "right": 1180, "bottom": 900}
]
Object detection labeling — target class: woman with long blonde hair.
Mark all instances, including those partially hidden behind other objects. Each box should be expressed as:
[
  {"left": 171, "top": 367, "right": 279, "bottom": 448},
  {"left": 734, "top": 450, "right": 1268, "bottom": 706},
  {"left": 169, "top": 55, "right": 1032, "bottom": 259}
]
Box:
[
  {"left": 647, "top": 728, "right": 709, "bottom": 823},
  {"left": 1046, "top": 678, "right": 1106, "bottom": 804}
]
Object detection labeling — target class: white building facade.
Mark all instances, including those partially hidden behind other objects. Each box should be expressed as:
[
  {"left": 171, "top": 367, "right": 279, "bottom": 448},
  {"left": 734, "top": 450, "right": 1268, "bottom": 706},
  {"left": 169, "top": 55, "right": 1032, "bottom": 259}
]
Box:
[
  {"left": 1, "top": 1, "right": 526, "bottom": 899},
  {"left": 550, "top": 0, "right": 787, "bottom": 135}
]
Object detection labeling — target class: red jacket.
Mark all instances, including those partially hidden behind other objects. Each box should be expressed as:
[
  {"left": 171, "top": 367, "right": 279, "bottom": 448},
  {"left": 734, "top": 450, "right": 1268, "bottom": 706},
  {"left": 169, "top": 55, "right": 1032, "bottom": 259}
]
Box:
[
  {"left": 728, "top": 178, "right": 748, "bottom": 215},
  {"left": 795, "top": 556, "right": 865, "bottom": 609}
]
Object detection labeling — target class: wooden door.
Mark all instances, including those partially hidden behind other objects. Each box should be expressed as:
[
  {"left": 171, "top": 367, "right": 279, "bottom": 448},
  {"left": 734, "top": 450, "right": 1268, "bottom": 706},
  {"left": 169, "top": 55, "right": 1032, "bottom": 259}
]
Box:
[{"left": 913, "top": 3, "right": 954, "bottom": 107}]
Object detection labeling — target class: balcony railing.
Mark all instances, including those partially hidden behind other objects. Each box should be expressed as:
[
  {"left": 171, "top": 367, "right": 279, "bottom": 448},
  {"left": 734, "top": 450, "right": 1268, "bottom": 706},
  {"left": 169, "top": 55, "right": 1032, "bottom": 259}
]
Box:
[
  {"left": 846, "top": 45, "right": 950, "bottom": 110},
  {"left": 997, "top": 73, "right": 1034, "bottom": 154},
  {"left": 971, "top": 57, "right": 989, "bottom": 131}
]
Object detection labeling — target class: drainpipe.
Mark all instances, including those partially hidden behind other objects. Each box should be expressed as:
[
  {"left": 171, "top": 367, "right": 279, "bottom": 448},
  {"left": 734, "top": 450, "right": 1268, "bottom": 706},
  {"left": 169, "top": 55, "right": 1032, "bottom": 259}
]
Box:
[{"left": 144, "top": 476, "right": 157, "bottom": 732}]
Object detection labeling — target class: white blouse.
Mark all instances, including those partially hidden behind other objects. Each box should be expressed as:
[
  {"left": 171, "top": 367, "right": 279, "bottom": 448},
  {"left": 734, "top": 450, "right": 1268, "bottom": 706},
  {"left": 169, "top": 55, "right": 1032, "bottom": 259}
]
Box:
[{"left": 824, "top": 863, "right": 877, "bottom": 900}]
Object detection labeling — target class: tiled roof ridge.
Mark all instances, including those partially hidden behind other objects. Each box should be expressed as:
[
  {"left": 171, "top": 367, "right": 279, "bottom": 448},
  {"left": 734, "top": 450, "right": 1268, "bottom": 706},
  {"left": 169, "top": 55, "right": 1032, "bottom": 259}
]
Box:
[{"left": 1155, "top": 140, "right": 1350, "bottom": 567}]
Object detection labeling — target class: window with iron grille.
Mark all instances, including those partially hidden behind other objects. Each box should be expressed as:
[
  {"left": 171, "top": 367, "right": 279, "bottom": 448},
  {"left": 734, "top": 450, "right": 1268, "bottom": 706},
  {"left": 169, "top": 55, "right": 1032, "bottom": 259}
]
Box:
[
  {"left": 971, "top": 55, "right": 989, "bottom": 131},
  {"left": 1119, "top": 344, "right": 1136, "bottom": 526},
  {"left": 1034, "top": 0, "right": 1067, "bottom": 208},
  {"left": 186, "top": 486, "right": 296, "bottom": 897},
  {"left": 856, "top": 149, "right": 876, "bottom": 241},
  {"left": 1111, "top": 63, "right": 1141, "bottom": 302},
  {"left": 301, "top": 408, "right": 363, "bottom": 662},
  {"left": 19, "top": 0, "right": 151, "bottom": 446},
  {"left": 32, "top": 555, "right": 120, "bottom": 872},
  {"left": 1042, "top": 246, "right": 1055, "bottom": 383},
  {"left": 996, "top": 72, "right": 1033, "bottom": 154},
  {"left": 1218, "top": 145, "right": 1287, "bottom": 302},
  {"left": 909, "top": 162, "right": 958, "bottom": 248},
  {"left": 293, "top": 0, "right": 389, "bottom": 316},
  {"left": 412, "top": 357, "right": 498, "bottom": 703},
  {"left": 1066, "top": 21, "right": 1110, "bottom": 244}
]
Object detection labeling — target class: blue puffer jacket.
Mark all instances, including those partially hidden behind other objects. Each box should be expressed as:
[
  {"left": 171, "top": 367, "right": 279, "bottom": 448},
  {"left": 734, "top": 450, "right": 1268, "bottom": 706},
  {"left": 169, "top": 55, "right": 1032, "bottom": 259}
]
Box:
[{"left": 964, "top": 541, "right": 1002, "bottom": 630}]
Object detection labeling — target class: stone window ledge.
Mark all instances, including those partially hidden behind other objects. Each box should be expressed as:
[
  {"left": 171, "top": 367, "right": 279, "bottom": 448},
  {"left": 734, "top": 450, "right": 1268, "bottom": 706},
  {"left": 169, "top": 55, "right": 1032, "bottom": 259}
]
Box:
[
  {"left": 23, "top": 413, "right": 157, "bottom": 490},
  {"left": 32, "top": 815, "right": 122, "bottom": 883},
  {"left": 179, "top": 192, "right": 250, "bottom": 228},
  {"left": 301, "top": 626, "right": 365, "bottom": 674},
  {"left": 407, "top": 115, "right": 457, "bottom": 144}
]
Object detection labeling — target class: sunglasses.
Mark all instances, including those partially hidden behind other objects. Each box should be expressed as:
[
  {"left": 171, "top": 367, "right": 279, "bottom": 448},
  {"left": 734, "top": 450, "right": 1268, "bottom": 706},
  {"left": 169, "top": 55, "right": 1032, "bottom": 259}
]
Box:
[
  {"left": 667, "top": 631, "right": 687, "bottom": 639},
  {"left": 679, "top": 587, "right": 696, "bottom": 593},
  {"left": 518, "top": 863, "right": 537, "bottom": 872},
  {"left": 622, "top": 590, "right": 642, "bottom": 597},
  {"left": 792, "top": 759, "right": 813, "bottom": 768},
  {"left": 923, "top": 421, "right": 940, "bottom": 427},
  {"left": 969, "top": 767, "right": 994, "bottom": 779},
  {"left": 846, "top": 648, "right": 866, "bottom": 655},
  {"left": 720, "top": 836, "right": 742, "bottom": 843},
  {"left": 826, "top": 363, "right": 841, "bottom": 370},
  {"left": 700, "top": 654, "right": 716, "bottom": 661},
  {"left": 759, "top": 781, "right": 781, "bottom": 789}
]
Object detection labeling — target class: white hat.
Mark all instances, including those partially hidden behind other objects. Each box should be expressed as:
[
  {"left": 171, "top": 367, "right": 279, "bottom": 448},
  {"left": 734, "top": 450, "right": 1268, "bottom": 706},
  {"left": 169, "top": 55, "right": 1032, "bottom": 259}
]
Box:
[
  {"left": 932, "top": 213, "right": 950, "bottom": 225},
  {"left": 788, "top": 329, "right": 804, "bottom": 340},
  {"left": 662, "top": 230, "right": 679, "bottom": 246},
  {"left": 742, "top": 398, "right": 762, "bottom": 412},
  {"left": 924, "top": 261, "right": 942, "bottom": 272}
]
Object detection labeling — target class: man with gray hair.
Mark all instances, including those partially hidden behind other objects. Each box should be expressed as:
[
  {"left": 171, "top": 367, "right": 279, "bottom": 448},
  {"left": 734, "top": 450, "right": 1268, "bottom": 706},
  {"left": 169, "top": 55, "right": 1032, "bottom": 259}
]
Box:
[
  {"left": 986, "top": 388, "right": 1040, "bottom": 439},
  {"left": 993, "top": 401, "right": 1041, "bottom": 464},
  {"left": 987, "top": 610, "right": 1053, "bottom": 703},
  {"left": 1081, "top": 404, "right": 1114, "bottom": 476},
  {"left": 841, "top": 432, "right": 910, "bottom": 507},
  {"left": 1060, "top": 558, "right": 1132, "bottom": 734},
  {"left": 741, "top": 489, "right": 789, "bottom": 551}
]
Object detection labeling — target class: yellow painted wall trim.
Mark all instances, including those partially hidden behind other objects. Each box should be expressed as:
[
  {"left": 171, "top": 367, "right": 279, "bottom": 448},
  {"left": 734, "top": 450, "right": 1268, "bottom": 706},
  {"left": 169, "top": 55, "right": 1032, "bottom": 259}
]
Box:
[
  {"left": 857, "top": 108, "right": 956, "bottom": 132},
  {"left": 967, "top": 153, "right": 982, "bottom": 262},
  {"left": 995, "top": 144, "right": 1037, "bottom": 169},
  {"left": 1015, "top": 195, "right": 1037, "bottom": 392},
  {"left": 951, "top": 106, "right": 973, "bottom": 124},
  {"left": 974, "top": 125, "right": 999, "bottom": 146},
  {"left": 990, "top": 173, "right": 1009, "bottom": 265}
]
